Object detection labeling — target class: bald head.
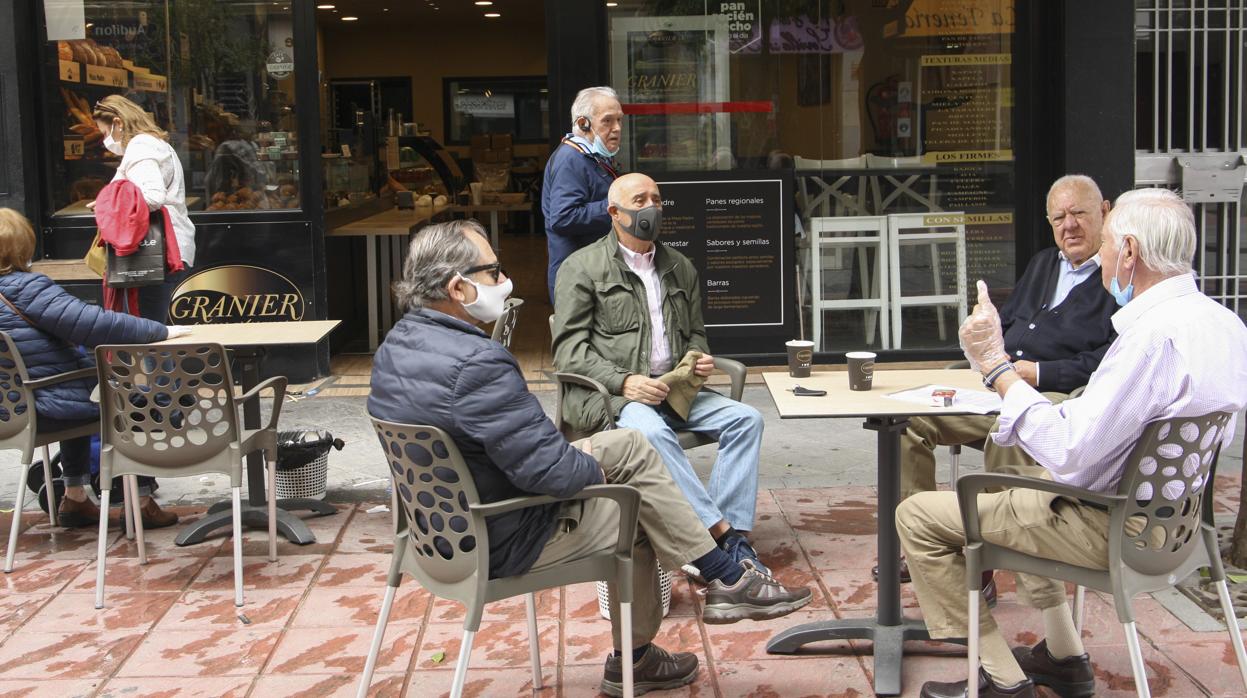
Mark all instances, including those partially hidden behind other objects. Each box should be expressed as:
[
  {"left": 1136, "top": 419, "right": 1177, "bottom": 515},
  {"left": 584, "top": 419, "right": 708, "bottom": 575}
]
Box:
[
  {"left": 608, "top": 173, "right": 663, "bottom": 248},
  {"left": 609, "top": 173, "right": 657, "bottom": 207}
]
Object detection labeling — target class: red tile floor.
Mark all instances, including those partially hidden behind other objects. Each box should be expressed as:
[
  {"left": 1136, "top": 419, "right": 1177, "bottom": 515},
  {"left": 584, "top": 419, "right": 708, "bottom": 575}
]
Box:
[{"left": 0, "top": 476, "right": 1244, "bottom": 697}]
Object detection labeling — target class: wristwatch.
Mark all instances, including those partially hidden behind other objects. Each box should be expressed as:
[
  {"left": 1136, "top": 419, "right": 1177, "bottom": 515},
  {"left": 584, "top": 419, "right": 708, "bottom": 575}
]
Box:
[{"left": 982, "top": 362, "right": 1015, "bottom": 390}]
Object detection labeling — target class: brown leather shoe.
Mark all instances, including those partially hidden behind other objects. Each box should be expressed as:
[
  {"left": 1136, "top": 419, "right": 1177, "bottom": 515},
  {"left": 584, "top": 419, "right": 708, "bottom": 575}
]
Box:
[
  {"left": 138, "top": 498, "right": 179, "bottom": 529},
  {"left": 57, "top": 496, "right": 101, "bottom": 528},
  {"left": 872, "top": 557, "right": 912, "bottom": 584},
  {"left": 1012, "top": 639, "right": 1095, "bottom": 697},
  {"left": 600, "top": 644, "right": 698, "bottom": 696},
  {"left": 920, "top": 669, "right": 1036, "bottom": 697}
]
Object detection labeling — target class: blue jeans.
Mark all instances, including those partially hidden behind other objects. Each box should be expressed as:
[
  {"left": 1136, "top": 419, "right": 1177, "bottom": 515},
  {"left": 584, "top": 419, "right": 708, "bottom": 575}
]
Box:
[{"left": 617, "top": 390, "right": 763, "bottom": 531}]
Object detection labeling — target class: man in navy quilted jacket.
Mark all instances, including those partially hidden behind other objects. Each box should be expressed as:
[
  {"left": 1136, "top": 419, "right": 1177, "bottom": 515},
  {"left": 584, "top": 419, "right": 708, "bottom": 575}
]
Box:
[
  {"left": 885, "top": 175, "right": 1119, "bottom": 586},
  {"left": 542, "top": 86, "right": 623, "bottom": 303},
  {"left": 369, "top": 220, "right": 811, "bottom": 696}
]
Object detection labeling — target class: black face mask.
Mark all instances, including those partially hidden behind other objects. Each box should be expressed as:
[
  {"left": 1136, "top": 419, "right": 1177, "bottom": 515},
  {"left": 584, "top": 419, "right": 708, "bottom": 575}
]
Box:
[{"left": 615, "top": 205, "right": 663, "bottom": 241}]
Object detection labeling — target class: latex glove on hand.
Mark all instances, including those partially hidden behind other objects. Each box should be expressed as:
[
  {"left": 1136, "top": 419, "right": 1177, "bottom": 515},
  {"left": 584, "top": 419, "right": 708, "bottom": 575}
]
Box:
[
  {"left": 165, "top": 326, "right": 193, "bottom": 339},
  {"left": 958, "top": 280, "right": 1009, "bottom": 372}
]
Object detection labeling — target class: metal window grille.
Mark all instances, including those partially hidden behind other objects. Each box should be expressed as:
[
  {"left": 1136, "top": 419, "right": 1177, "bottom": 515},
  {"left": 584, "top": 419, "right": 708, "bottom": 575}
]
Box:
[{"left": 1135, "top": 0, "right": 1247, "bottom": 315}]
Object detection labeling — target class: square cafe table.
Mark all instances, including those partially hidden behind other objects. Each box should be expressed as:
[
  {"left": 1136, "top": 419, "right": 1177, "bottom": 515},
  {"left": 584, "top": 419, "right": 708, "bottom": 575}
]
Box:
[
  {"left": 762, "top": 367, "right": 996, "bottom": 696},
  {"left": 159, "top": 320, "right": 341, "bottom": 547}
]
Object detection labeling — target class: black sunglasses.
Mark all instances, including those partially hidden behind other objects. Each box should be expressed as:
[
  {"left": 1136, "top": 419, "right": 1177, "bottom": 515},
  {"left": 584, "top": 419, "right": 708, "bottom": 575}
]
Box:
[{"left": 462, "top": 262, "right": 506, "bottom": 283}]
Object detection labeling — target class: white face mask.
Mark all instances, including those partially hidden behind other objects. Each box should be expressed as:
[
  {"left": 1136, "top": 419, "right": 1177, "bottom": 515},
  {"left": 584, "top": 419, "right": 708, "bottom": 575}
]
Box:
[
  {"left": 102, "top": 124, "right": 123, "bottom": 155},
  {"left": 456, "top": 274, "right": 513, "bottom": 324}
]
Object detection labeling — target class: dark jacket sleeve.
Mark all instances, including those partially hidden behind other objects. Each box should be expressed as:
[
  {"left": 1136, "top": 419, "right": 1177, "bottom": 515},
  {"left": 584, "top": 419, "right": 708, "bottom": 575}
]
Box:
[
  {"left": 1035, "top": 341, "right": 1112, "bottom": 393},
  {"left": 551, "top": 259, "right": 633, "bottom": 395},
  {"left": 17, "top": 274, "right": 168, "bottom": 347},
  {"left": 451, "top": 343, "right": 603, "bottom": 497},
  {"left": 545, "top": 151, "right": 611, "bottom": 240}
]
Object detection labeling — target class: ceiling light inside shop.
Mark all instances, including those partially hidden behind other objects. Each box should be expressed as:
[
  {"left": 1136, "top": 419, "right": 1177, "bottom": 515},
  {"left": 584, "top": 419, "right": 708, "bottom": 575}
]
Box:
[
  {"left": 484, "top": 12, "right": 500, "bottom": 17},
  {"left": 606, "top": 2, "right": 618, "bottom": 5},
  {"left": 341, "top": 15, "right": 359, "bottom": 21},
  {"left": 316, "top": 3, "right": 334, "bottom": 8},
  {"left": 475, "top": 1, "right": 493, "bottom": 4}
]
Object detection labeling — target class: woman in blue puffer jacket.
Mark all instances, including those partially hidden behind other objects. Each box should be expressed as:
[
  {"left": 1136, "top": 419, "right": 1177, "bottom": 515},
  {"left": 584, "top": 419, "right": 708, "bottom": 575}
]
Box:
[{"left": 0, "top": 209, "right": 187, "bottom": 528}]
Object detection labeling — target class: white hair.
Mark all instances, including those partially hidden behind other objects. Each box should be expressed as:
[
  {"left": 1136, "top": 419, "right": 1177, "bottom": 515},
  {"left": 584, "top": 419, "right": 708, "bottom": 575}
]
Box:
[
  {"left": 1106, "top": 188, "right": 1196, "bottom": 276},
  {"left": 569, "top": 86, "right": 619, "bottom": 129},
  {"left": 1046, "top": 174, "right": 1104, "bottom": 209}
]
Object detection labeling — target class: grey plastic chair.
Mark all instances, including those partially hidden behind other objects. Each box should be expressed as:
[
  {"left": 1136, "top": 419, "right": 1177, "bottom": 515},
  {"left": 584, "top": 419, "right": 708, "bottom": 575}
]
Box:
[
  {"left": 489, "top": 297, "right": 524, "bottom": 349},
  {"left": 0, "top": 331, "right": 98, "bottom": 573},
  {"left": 359, "top": 419, "right": 642, "bottom": 698},
  {"left": 548, "top": 315, "right": 748, "bottom": 448},
  {"left": 957, "top": 412, "right": 1247, "bottom": 698},
  {"left": 94, "top": 343, "right": 286, "bottom": 609}
]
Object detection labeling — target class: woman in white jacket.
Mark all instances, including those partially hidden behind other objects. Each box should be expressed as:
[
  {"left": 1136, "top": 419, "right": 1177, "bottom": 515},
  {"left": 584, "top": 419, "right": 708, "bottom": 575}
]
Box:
[
  {"left": 90, "top": 94, "right": 195, "bottom": 528},
  {"left": 92, "top": 94, "right": 195, "bottom": 325}
]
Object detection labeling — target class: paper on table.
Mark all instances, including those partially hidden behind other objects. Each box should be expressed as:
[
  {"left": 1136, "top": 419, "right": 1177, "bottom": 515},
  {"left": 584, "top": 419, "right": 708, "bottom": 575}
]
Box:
[{"left": 884, "top": 384, "right": 1002, "bottom": 414}]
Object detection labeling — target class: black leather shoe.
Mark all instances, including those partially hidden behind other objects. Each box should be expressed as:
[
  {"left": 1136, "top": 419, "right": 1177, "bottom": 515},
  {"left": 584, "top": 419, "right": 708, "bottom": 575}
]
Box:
[
  {"left": 1012, "top": 639, "right": 1095, "bottom": 697},
  {"left": 600, "top": 644, "right": 698, "bottom": 697},
  {"left": 920, "top": 669, "right": 1036, "bottom": 698},
  {"left": 872, "top": 557, "right": 912, "bottom": 584}
]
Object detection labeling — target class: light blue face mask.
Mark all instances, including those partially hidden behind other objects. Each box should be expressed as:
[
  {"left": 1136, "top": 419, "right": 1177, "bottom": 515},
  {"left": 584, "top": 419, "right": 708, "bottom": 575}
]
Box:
[
  {"left": 1109, "top": 242, "right": 1136, "bottom": 306},
  {"left": 588, "top": 134, "right": 619, "bottom": 159}
]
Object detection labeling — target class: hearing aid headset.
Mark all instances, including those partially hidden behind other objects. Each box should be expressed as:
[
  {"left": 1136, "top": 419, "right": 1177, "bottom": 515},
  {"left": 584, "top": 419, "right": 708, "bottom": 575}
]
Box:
[{"left": 578, "top": 118, "right": 591, "bottom": 133}]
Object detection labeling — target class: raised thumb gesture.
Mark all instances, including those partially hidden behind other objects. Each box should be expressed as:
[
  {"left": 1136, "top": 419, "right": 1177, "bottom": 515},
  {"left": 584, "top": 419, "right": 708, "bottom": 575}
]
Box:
[{"left": 959, "top": 280, "right": 1008, "bottom": 371}]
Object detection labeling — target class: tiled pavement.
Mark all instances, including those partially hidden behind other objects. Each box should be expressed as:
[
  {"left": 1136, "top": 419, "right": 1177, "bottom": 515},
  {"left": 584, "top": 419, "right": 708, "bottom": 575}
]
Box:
[{"left": 0, "top": 478, "right": 1246, "bottom": 697}]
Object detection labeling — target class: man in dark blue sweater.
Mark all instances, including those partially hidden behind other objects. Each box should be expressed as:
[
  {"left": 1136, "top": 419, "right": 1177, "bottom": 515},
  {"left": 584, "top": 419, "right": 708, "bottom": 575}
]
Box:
[
  {"left": 542, "top": 86, "right": 623, "bottom": 302},
  {"left": 886, "top": 175, "right": 1118, "bottom": 584},
  {"left": 370, "top": 220, "right": 811, "bottom": 696}
]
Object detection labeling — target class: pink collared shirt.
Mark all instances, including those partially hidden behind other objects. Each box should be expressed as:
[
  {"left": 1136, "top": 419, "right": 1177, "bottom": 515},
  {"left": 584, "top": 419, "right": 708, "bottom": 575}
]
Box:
[
  {"left": 618, "top": 243, "right": 672, "bottom": 375},
  {"left": 993, "top": 274, "right": 1247, "bottom": 493}
]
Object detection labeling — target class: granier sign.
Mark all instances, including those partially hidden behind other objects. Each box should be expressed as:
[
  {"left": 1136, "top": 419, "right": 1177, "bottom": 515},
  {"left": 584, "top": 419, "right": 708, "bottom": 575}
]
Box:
[{"left": 170, "top": 264, "right": 306, "bottom": 324}]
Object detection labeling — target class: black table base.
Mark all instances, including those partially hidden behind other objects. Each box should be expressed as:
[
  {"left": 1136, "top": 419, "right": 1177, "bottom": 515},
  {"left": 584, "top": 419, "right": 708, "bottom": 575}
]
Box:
[
  {"left": 767, "top": 618, "right": 931, "bottom": 695},
  {"left": 174, "top": 348, "right": 337, "bottom": 548},
  {"left": 767, "top": 415, "right": 923, "bottom": 695},
  {"left": 175, "top": 498, "right": 337, "bottom": 547}
]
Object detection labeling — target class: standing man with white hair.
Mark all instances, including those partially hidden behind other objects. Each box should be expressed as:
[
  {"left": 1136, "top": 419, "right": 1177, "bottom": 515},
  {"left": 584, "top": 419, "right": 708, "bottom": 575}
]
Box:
[
  {"left": 898, "top": 188, "right": 1247, "bottom": 698},
  {"left": 543, "top": 86, "right": 624, "bottom": 301}
]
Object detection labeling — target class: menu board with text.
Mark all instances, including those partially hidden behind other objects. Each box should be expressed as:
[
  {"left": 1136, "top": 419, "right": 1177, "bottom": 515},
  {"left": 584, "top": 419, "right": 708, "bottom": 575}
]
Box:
[{"left": 654, "top": 172, "right": 797, "bottom": 353}]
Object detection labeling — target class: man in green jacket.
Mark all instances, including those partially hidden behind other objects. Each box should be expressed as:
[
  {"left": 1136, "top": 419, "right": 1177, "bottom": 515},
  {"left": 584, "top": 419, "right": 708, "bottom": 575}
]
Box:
[{"left": 552, "top": 173, "right": 770, "bottom": 578}]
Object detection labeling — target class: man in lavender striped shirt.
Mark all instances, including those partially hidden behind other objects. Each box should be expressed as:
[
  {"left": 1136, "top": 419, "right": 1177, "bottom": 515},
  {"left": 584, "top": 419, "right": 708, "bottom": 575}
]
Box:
[{"left": 898, "top": 188, "right": 1247, "bottom": 698}]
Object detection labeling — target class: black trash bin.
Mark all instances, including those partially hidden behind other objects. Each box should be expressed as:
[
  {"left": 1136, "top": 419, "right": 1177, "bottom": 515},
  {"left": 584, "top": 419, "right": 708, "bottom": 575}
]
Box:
[{"left": 275, "top": 430, "right": 345, "bottom": 500}]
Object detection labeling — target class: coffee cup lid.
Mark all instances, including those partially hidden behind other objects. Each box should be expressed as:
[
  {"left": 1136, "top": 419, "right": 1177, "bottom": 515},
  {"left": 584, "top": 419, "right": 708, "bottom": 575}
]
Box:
[{"left": 846, "top": 351, "right": 876, "bottom": 359}]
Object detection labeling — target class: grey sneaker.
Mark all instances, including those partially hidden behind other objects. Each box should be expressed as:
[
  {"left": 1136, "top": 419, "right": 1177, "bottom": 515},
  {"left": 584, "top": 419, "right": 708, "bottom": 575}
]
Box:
[
  {"left": 702, "top": 559, "right": 813, "bottom": 624},
  {"left": 600, "top": 644, "right": 699, "bottom": 697}
]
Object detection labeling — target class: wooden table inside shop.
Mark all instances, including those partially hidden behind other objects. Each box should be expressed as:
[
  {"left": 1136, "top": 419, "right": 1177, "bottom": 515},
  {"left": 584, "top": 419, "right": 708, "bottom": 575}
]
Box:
[
  {"left": 328, "top": 204, "right": 446, "bottom": 352},
  {"left": 762, "top": 367, "right": 995, "bottom": 696},
  {"left": 161, "top": 320, "right": 341, "bottom": 548},
  {"left": 447, "top": 201, "right": 533, "bottom": 250}
]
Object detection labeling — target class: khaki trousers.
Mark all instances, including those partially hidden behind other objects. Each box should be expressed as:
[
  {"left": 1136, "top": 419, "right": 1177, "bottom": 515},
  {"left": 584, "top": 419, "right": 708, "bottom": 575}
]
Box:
[
  {"left": 528, "top": 429, "right": 718, "bottom": 649},
  {"left": 895, "top": 482, "right": 1111, "bottom": 640},
  {"left": 899, "top": 392, "right": 1069, "bottom": 501}
]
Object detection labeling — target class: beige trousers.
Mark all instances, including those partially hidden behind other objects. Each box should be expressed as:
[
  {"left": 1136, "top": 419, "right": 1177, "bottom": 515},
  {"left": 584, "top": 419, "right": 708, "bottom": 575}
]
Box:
[
  {"left": 528, "top": 429, "right": 718, "bottom": 649},
  {"left": 899, "top": 392, "right": 1069, "bottom": 501},
  {"left": 895, "top": 482, "right": 1111, "bottom": 639}
]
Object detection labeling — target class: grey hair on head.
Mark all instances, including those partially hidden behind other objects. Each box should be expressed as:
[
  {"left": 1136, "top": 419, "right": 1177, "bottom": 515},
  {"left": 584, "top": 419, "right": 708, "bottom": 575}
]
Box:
[
  {"left": 569, "top": 86, "right": 619, "bottom": 130},
  {"left": 1046, "top": 174, "right": 1104, "bottom": 209},
  {"left": 393, "top": 219, "right": 489, "bottom": 311}
]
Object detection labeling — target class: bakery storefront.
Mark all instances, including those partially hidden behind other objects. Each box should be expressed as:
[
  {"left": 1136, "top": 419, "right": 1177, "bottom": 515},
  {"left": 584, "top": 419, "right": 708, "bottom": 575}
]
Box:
[{"left": 2, "top": 1, "right": 1129, "bottom": 374}]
